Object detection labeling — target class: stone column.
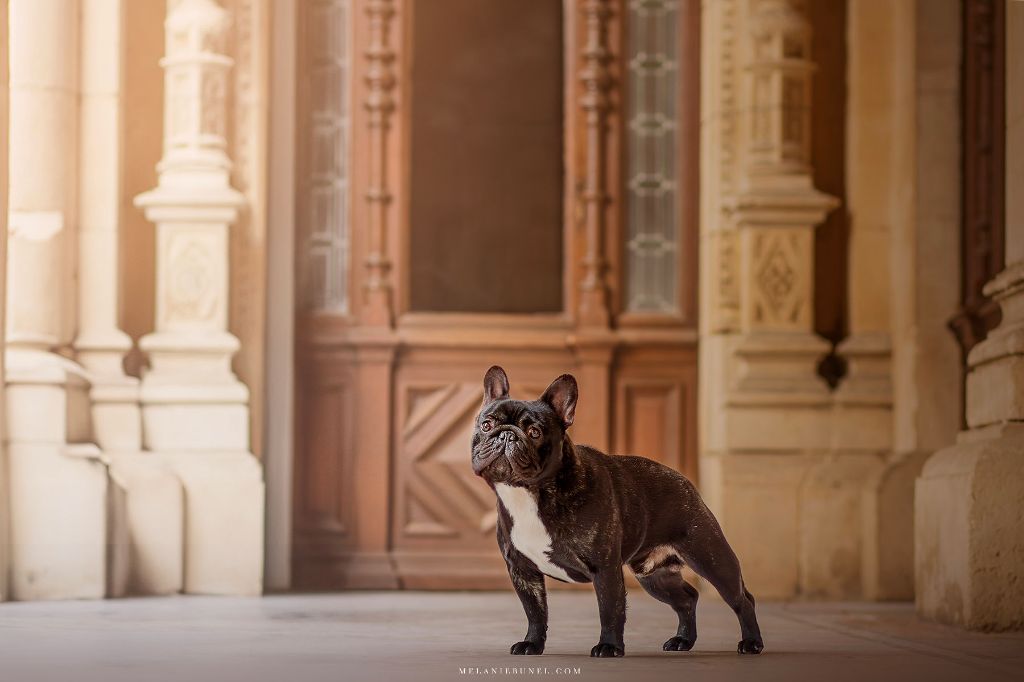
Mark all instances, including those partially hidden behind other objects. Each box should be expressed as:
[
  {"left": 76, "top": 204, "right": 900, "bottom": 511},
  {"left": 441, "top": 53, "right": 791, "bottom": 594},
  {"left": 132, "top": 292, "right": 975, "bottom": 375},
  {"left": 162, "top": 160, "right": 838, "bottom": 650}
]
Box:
[
  {"left": 135, "top": 0, "right": 263, "bottom": 595},
  {"left": 75, "top": 0, "right": 141, "bottom": 452},
  {"left": 916, "top": 1, "right": 1024, "bottom": 630},
  {"left": 700, "top": 0, "right": 839, "bottom": 599},
  {"left": 0, "top": 0, "right": 10, "bottom": 603},
  {"left": 5, "top": 0, "right": 110, "bottom": 601},
  {"left": 852, "top": 0, "right": 962, "bottom": 601}
]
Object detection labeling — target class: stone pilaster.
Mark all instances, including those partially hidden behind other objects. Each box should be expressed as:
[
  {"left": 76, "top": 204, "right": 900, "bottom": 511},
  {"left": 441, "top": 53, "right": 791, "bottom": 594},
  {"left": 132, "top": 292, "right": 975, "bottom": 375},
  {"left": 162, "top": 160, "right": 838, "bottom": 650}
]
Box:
[
  {"left": 916, "top": 3, "right": 1024, "bottom": 629},
  {"left": 75, "top": 0, "right": 141, "bottom": 453},
  {"left": 727, "top": 0, "right": 835, "bottom": 403},
  {"left": 135, "top": 0, "right": 249, "bottom": 452},
  {"left": 5, "top": 0, "right": 112, "bottom": 601},
  {"left": 701, "top": 0, "right": 842, "bottom": 599},
  {"left": 134, "top": 0, "right": 263, "bottom": 596},
  {"left": 0, "top": 0, "right": 9, "bottom": 603}
]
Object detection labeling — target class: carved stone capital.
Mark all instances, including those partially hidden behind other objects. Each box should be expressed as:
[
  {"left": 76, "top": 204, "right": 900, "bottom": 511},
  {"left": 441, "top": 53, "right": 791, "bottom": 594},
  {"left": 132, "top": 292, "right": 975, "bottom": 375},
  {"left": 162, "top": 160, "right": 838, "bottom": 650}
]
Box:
[{"left": 743, "top": 0, "right": 815, "bottom": 184}]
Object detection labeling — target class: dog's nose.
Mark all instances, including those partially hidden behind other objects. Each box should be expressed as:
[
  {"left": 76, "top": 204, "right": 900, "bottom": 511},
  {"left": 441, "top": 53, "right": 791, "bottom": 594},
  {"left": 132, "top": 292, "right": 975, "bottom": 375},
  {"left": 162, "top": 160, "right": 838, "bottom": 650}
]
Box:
[{"left": 497, "top": 430, "right": 515, "bottom": 443}]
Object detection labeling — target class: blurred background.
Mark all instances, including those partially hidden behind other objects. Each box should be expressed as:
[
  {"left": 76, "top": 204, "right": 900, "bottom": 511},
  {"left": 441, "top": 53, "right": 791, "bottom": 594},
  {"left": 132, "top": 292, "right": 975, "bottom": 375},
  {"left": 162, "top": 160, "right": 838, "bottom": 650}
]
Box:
[{"left": 0, "top": 0, "right": 1020, "bottom": 634}]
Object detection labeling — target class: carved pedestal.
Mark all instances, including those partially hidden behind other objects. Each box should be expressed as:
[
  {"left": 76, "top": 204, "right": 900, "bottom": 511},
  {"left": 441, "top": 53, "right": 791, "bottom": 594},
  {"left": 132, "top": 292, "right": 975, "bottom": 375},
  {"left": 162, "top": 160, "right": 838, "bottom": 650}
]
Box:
[{"left": 135, "top": 0, "right": 263, "bottom": 596}]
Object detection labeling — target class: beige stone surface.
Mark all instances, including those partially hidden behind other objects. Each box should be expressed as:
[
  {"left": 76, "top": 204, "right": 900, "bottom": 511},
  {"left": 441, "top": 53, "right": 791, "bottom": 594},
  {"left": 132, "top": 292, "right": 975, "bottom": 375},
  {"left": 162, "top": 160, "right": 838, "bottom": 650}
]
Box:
[
  {"left": 799, "top": 455, "right": 886, "bottom": 599},
  {"left": 5, "top": 0, "right": 79, "bottom": 350},
  {"left": 166, "top": 452, "right": 264, "bottom": 596},
  {"left": 861, "top": 450, "right": 931, "bottom": 601},
  {"left": 917, "top": 426, "right": 1024, "bottom": 630},
  {"left": 6, "top": 443, "right": 108, "bottom": 600},
  {"left": 108, "top": 454, "right": 185, "bottom": 595},
  {"left": 0, "top": 0, "right": 9, "bottom": 603},
  {"left": 705, "top": 453, "right": 806, "bottom": 600}
]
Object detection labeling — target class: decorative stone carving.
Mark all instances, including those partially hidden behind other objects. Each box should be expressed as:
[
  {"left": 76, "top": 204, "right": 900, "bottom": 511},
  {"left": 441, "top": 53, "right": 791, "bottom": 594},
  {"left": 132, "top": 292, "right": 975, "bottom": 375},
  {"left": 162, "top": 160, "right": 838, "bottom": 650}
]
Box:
[
  {"left": 749, "top": 229, "right": 805, "bottom": 328},
  {"left": 728, "top": 0, "right": 836, "bottom": 343},
  {"left": 710, "top": 229, "right": 740, "bottom": 332}
]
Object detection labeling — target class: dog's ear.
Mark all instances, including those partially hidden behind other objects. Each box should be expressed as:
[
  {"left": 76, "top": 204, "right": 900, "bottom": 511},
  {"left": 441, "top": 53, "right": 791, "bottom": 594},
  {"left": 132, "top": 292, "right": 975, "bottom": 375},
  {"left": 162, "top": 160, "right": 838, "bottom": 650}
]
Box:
[
  {"left": 540, "top": 374, "right": 578, "bottom": 428},
  {"left": 483, "top": 366, "right": 510, "bottom": 404}
]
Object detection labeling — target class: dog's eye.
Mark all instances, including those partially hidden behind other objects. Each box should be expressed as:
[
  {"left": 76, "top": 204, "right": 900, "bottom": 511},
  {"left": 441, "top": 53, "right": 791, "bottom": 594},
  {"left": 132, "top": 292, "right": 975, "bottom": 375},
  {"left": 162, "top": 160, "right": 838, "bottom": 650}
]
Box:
[
  {"left": 480, "top": 419, "right": 494, "bottom": 432},
  {"left": 527, "top": 426, "right": 542, "bottom": 439}
]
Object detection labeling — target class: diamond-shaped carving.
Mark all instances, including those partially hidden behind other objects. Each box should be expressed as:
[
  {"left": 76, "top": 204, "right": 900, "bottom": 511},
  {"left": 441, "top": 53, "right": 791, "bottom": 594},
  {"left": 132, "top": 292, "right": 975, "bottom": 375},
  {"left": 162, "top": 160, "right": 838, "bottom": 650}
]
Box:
[{"left": 756, "top": 240, "right": 796, "bottom": 314}]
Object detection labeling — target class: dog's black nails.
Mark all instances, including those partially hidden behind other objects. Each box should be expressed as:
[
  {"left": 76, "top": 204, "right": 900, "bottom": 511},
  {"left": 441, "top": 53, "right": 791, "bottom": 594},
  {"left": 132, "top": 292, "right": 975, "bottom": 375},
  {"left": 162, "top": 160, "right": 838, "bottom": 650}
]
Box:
[
  {"left": 590, "top": 643, "right": 624, "bottom": 658},
  {"left": 737, "top": 639, "right": 764, "bottom": 655},
  {"left": 510, "top": 641, "right": 543, "bottom": 655},
  {"left": 662, "top": 637, "right": 695, "bottom": 652}
]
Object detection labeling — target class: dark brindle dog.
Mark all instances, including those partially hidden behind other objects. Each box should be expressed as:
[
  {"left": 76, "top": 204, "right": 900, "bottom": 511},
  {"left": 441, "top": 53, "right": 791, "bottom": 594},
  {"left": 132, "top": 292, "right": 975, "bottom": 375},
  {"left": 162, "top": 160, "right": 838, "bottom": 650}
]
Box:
[{"left": 471, "top": 366, "right": 763, "bottom": 658}]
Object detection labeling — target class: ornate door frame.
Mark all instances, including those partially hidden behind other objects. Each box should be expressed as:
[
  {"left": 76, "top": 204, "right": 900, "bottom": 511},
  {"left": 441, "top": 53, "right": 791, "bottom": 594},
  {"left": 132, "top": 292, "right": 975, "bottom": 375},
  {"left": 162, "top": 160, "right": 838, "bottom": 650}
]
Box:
[{"left": 287, "top": 0, "right": 700, "bottom": 589}]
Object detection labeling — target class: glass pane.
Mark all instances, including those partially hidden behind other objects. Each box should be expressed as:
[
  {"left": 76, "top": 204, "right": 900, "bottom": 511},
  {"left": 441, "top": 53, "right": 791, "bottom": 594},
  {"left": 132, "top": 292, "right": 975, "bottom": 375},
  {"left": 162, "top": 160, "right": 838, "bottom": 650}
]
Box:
[
  {"left": 625, "top": 0, "right": 680, "bottom": 314},
  {"left": 408, "top": 0, "right": 564, "bottom": 314},
  {"left": 297, "top": 0, "right": 349, "bottom": 313}
]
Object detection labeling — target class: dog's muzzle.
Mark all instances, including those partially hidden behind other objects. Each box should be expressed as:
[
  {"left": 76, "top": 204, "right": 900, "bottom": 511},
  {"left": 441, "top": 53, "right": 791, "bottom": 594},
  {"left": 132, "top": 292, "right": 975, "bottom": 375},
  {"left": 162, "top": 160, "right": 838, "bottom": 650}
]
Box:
[
  {"left": 472, "top": 428, "right": 529, "bottom": 475},
  {"left": 495, "top": 430, "right": 520, "bottom": 457}
]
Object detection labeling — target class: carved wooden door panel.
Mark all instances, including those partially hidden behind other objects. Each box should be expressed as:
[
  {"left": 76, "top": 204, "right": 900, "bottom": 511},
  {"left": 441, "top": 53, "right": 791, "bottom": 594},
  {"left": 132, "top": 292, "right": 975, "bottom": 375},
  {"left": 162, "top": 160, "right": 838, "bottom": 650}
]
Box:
[
  {"left": 291, "top": 0, "right": 701, "bottom": 590},
  {"left": 390, "top": 368, "right": 565, "bottom": 588}
]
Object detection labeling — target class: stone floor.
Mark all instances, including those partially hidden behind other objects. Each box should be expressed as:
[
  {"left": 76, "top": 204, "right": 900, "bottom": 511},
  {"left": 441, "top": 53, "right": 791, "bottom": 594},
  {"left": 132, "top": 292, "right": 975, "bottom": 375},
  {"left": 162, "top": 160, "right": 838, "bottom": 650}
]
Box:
[{"left": 1, "top": 591, "right": 1022, "bottom": 682}]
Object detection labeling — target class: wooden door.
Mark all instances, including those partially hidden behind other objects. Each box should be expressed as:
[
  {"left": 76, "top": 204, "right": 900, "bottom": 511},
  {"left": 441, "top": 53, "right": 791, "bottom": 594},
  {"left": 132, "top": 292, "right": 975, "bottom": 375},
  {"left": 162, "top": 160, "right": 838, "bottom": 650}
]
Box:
[{"left": 292, "top": 0, "right": 700, "bottom": 589}]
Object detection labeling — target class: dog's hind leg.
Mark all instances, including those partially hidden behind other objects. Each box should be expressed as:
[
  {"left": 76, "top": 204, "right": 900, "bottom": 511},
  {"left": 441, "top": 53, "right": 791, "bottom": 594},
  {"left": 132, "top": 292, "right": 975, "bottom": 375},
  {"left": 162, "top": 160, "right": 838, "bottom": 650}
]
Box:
[
  {"left": 634, "top": 563, "right": 700, "bottom": 651},
  {"left": 678, "top": 541, "right": 763, "bottom": 654},
  {"left": 675, "top": 509, "right": 763, "bottom": 655}
]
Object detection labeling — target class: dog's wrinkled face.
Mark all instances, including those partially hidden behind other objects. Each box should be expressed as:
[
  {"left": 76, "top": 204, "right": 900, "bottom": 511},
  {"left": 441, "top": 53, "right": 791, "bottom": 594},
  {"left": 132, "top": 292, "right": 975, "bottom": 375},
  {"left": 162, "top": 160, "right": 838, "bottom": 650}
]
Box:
[{"left": 471, "top": 366, "right": 578, "bottom": 485}]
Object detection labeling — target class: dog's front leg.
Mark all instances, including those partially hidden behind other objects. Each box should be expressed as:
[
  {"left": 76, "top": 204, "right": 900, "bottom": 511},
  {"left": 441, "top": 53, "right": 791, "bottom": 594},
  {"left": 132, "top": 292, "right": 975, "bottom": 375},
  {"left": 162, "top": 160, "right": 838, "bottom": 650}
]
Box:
[
  {"left": 591, "top": 566, "right": 626, "bottom": 657},
  {"left": 505, "top": 557, "right": 548, "bottom": 655}
]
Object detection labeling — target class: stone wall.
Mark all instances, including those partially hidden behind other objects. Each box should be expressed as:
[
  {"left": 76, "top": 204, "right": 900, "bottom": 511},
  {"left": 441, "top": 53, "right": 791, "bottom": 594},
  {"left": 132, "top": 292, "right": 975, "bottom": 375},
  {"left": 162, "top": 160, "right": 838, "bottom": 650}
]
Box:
[
  {"left": 0, "top": 0, "right": 264, "bottom": 602},
  {"left": 699, "top": 0, "right": 961, "bottom": 601}
]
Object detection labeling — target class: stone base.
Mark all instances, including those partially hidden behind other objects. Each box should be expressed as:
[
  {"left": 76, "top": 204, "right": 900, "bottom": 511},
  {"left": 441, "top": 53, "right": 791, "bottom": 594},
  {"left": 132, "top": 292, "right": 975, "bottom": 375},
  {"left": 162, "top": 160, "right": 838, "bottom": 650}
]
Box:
[
  {"left": 90, "top": 379, "right": 142, "bottom": 452},
  {"left": 800, "top": 454, "right": 886, "bottom": 599},
  {"left": 162, "top": 451, "right": 265, "bottom": 596},
  {"left": 862, "top": 450, "right": 931, "bottom": 600},
  {"left": 7, "top": 443, "right": 109, "bottom": 600},
  {"left": 108, "top": 454, "right": 185, "bottom": 595},
  {"left": 916, "top": 424, "right": 1024, "bottom": 630},
  {"left": 700, "top": 452, "right": 805, "bottom": 599},
  {"left": 703, "top": 449, "right": 902, "bottom": 600},
  {"left": 142, "top": 402, "right": 249, "bottom": 451}
]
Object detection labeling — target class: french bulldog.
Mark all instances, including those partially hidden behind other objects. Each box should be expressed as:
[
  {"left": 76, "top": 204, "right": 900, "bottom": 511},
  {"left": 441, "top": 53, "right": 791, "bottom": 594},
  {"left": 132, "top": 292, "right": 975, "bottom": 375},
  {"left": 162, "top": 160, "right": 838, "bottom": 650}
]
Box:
[{"left": 471, "top": 366, "right": 763, "bottom": 658}]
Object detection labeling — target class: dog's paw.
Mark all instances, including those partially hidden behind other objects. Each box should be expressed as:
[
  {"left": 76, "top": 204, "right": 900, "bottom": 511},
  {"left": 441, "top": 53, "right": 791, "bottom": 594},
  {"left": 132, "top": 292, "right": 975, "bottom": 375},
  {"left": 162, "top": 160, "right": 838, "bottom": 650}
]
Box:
[
  {"left": 509, "top": 641, "right": 544, "bottom": 655},
  {"left": 590, "top": 642, "right": 625, "bottom": 658},
  {"left": 662, "top": 636, "right": 695, "bottom": 652},
  {"left": 737, "top": 638, "right": 763, "bottom": 655}
]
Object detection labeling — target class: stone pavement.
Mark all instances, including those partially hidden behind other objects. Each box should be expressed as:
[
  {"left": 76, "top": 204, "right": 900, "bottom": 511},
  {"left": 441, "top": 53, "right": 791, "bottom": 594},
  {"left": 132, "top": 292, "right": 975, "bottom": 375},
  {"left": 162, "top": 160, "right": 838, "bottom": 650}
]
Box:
[{"left": 0, "top": 591, "right": 1022, "bottom": 682}]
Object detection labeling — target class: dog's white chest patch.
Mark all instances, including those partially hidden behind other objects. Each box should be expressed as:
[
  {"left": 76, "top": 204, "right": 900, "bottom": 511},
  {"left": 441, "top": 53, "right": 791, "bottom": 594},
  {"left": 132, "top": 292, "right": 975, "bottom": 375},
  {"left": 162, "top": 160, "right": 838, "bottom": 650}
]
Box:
[{"left": 495, "top": 483, "right": 576, "bottom": 583}]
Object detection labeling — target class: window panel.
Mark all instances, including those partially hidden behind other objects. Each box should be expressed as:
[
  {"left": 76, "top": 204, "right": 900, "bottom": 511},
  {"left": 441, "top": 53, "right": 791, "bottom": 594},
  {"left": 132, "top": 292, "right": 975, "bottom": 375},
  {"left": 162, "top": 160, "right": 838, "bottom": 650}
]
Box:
[
  {"left": 298, "top": 0, "right": 350, "bottom": 313},
  {"left": 625, "top": 0, "right": 680, "bottom": 314}
]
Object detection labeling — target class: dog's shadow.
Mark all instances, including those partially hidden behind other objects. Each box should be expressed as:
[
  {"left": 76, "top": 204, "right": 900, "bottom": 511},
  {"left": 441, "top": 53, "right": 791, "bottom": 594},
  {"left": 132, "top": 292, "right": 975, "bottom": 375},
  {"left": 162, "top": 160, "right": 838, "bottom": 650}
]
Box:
[{"left": 534, "top": 650, "right": 793, "bottom": 660}]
